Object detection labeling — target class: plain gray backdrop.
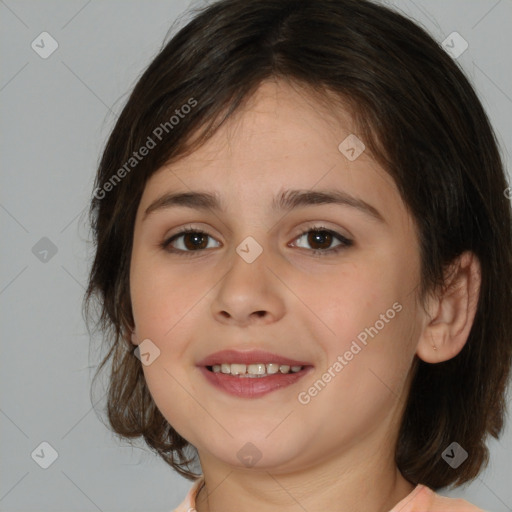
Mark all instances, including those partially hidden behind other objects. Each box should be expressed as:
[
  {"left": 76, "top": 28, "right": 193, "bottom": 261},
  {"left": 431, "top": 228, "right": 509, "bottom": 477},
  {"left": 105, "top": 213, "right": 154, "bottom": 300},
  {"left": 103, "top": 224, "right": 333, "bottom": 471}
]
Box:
[{"left": 1, "top": 0, "right": 511, "bottom": 511}]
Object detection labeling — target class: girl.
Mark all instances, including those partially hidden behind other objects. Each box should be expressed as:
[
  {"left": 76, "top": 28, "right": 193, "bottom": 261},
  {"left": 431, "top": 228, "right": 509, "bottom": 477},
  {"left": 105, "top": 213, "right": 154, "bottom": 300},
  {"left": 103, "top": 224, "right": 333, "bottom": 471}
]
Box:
[{"left": 84, "top": 0, "right": 512, "bottom": 510}]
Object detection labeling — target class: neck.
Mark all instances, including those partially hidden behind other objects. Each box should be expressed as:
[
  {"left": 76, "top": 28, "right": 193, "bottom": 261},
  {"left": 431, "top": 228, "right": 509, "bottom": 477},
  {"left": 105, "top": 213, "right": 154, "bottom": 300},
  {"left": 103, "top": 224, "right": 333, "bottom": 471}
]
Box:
[{"left": 195, "top": 442, "right": 415, "bottom": 512}]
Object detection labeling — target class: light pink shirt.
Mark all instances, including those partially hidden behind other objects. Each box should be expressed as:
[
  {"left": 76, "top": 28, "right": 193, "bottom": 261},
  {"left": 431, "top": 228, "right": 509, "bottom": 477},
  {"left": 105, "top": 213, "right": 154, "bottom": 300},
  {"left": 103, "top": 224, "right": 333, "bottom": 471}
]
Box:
[{"left": 172, "top": 476, "right": 488, "bottom": 511}]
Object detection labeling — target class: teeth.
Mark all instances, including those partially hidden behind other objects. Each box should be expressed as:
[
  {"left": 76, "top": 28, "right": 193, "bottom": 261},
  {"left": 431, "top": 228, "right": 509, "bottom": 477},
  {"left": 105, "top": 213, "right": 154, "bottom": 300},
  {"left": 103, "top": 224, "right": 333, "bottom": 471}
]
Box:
[
  {"left": 248, "top": 363, "right": 266, "bottom": 375},
  {"left": 266, "top": 363, "right": 279, "bottom": 374},
  {"left": 210, "top": 363, "right": 304, "bottom": 376},
  {"left": 231, "top": 363, "right": 246, "bottom": 375}
]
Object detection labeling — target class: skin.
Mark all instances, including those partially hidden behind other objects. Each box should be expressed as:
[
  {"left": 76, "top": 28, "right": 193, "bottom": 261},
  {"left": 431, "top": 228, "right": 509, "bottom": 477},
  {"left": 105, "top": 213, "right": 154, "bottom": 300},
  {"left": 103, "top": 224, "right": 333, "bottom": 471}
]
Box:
[{"left": 129, "top": 79, "right": 481, "bottom": 512}]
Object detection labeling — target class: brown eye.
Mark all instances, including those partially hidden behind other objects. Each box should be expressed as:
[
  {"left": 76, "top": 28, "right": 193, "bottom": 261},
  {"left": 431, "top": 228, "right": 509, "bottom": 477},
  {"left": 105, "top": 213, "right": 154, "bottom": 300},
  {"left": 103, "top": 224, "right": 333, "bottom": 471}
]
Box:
[
  {"left": 181, "top": 232, "right": 209, "bottom": 250},
  {"left": 162, "top": 229, "right": 221, "bottom": 254},
  {"left": 292, "top": 227, "right": 353, "bottom": 255},
  {"left": 161, "top": 226, "right": 352, "bottom": 257},
  {"left": 306, "top": 230, "right": 334, "bottom": 250}
]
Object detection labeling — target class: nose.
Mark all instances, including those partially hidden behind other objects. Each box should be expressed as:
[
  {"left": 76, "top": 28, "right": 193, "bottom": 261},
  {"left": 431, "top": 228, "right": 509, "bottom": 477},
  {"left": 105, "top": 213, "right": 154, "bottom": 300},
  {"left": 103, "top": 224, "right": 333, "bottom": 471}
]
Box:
[{"left": 210, "top": 244, "right": 286, "bottom": 327}]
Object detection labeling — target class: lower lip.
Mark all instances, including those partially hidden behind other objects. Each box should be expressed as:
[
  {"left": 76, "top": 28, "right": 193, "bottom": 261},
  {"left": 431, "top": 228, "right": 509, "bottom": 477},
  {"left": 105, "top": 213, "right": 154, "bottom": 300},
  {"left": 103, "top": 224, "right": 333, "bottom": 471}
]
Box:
[{"left": 198, "top": 366, "right": 313, "bottom": 398}]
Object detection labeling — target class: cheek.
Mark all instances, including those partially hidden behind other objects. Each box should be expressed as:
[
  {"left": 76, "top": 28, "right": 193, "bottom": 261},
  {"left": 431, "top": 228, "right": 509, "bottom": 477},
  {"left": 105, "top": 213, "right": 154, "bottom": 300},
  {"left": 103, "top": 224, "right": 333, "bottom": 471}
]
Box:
[
  {"left": 130, "top": 248, "right": 205, "bottom": 338},
  {"left": 293, "top": 250, "right": 419, "bottom": 381},
  {"left": 294, "top": 273, "right": 417, "bottom": 442},
  {"left": 293, "top": 257, "right": 406, "bottom": 341},
  {"left": 130, "top": 252, "right": 207, "bottom": 438}
]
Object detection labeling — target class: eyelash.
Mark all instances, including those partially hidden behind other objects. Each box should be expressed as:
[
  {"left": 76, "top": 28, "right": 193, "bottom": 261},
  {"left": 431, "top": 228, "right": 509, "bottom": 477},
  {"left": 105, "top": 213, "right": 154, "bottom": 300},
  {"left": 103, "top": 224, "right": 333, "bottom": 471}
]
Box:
[{"left": 160, "top": 225, "right": 353, "bottom": 257}]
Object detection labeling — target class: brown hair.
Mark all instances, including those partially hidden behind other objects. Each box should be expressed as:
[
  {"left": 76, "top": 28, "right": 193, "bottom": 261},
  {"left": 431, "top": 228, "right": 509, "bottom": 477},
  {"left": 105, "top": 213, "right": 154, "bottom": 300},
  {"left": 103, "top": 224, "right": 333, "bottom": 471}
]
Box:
[{"left": 84, "top": 0, "right": 512, "bottom": 488}]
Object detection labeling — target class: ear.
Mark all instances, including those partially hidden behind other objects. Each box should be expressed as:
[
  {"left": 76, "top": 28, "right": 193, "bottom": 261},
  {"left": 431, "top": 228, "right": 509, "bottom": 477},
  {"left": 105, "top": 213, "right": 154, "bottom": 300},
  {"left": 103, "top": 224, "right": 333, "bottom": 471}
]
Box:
[{"left": 416, "top": 251, "right": 481, "bottom": 363}]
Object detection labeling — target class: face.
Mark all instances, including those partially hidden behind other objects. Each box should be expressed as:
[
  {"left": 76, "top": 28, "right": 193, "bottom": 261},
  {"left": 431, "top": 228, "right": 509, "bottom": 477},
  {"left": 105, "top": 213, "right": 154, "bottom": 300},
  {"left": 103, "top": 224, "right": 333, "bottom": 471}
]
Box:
[{"left": 129, "top": 79, "right": 424, "bottom": 473}]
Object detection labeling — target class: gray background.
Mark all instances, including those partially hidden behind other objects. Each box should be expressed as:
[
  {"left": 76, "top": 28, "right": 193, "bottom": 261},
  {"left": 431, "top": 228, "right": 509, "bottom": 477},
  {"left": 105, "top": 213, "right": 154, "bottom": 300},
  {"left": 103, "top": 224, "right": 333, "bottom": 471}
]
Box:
[{"left": 1, "top": 1, "right": 511, "bottom": 511}]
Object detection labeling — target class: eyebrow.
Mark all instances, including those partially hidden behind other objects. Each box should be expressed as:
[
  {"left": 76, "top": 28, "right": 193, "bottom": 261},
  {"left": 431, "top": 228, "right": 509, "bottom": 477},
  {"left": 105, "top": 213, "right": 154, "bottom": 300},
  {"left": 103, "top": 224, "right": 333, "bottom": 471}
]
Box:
[{"left": 143, "top": 189, "right": 385, "bottom": 223}]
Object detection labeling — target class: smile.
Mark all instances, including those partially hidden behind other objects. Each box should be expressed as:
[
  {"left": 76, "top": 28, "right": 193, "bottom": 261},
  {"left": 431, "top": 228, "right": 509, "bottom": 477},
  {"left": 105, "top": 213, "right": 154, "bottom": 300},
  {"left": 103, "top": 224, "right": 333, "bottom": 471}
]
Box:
[
  {"left": 197, "top": 348, "right": 314, "bottom": 398},
  {"left": 208, "top": 363, "right": 304, "bottom": 376}
]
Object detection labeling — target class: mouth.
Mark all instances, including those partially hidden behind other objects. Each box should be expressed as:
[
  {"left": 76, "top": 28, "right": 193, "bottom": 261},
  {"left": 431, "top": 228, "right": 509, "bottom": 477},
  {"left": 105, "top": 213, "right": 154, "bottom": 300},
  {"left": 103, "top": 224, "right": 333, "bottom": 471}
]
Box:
[{"left": 197, "top": 349, "right": 314, "bottom": 398}]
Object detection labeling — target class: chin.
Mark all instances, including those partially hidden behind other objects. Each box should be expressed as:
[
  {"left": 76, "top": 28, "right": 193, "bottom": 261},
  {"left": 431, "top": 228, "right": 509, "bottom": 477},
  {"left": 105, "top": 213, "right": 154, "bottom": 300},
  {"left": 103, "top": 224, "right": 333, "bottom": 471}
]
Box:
[{"left": 204, "top": 434, "right": 307, "bottom": 472}]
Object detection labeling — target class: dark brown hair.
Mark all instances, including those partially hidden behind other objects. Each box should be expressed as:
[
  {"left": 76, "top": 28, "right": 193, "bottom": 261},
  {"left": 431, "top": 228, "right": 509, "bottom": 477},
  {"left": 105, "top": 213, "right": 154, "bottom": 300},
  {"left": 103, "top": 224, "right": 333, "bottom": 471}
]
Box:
[{"left": 84, "top": 0, "right": 512, "bottom": 488}]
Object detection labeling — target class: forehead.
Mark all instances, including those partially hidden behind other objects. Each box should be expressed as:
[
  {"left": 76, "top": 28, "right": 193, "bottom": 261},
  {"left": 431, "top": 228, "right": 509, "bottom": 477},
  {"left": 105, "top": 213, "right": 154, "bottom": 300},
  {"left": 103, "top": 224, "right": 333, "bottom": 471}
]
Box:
[
  {"left": 139, "top": 79, "right": 408, "bottom": 227},
  {"left": 148, "top": 81, "right": 384, "bottom": 182},
  {"left": 178, "top": 80, "right": 360, "bottom": 166}
]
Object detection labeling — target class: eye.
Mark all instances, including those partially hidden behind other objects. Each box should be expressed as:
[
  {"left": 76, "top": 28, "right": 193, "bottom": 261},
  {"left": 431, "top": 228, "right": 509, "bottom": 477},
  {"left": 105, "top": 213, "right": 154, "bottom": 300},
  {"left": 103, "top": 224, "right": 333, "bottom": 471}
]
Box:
[
  {"left": 161, "top": 227, "right": 220, "bottom": 254},
  {"left": 161, "top": 225, "right": 353, "bottom": 257},
  {"left": 291, "top": 226, "right": 353, "bottom": 255}
]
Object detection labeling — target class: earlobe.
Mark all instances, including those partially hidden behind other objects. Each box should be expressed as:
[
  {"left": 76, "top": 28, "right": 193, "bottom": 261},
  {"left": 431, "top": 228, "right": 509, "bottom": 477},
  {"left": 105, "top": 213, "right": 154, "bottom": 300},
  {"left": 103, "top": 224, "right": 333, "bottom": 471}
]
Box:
[
  {"left": 131, "top": 330, "right": 139, "bottom": 346},
  {"left": 416, "top": 251, "right": 481, "bottom": 364}
]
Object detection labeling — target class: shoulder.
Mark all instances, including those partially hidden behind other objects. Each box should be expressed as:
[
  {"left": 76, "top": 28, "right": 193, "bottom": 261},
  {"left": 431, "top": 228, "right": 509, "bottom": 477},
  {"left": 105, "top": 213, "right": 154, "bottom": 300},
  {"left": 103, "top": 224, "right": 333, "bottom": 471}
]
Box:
[
  {"left": 173, "top": 479, "right": 489, "bottom": 512},
  {"left": 171, "top": 476, "right": 204, "bottom": 512},
  {"left": 391, "top": 484, "right": 489, "bottom": 512}
]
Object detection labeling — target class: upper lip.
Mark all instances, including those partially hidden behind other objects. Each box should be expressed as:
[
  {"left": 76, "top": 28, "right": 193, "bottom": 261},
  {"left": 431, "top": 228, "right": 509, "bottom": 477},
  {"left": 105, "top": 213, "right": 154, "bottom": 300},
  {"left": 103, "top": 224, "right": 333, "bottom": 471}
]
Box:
[{"left": 197, "top": 349, "right": 312, "bottom": 367}]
